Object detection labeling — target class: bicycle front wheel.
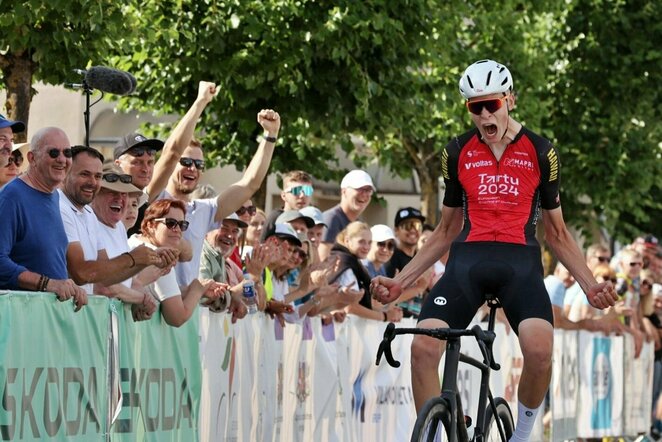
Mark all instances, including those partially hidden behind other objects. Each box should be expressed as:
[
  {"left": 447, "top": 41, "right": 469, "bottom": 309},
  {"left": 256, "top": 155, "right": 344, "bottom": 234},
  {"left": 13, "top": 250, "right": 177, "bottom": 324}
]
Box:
[
  {"left": 411, "top": 397, "right": 453, "bottom": 442},
  {"left": 484, "top": 397, "right": 514, "bottom": 441}
]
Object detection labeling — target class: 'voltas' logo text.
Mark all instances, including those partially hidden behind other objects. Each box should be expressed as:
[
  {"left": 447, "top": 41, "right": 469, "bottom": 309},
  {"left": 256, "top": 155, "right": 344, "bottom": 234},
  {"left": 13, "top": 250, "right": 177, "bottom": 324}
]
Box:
[{"left": 465, "top": 160, "right": 493, "bottom": 170}]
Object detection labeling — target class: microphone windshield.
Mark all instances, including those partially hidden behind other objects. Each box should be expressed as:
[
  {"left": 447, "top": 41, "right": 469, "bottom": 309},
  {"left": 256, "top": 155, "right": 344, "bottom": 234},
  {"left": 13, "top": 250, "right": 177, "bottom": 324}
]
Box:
[{"left": 85, "top": 66, "right": 134, "bottom": 96}]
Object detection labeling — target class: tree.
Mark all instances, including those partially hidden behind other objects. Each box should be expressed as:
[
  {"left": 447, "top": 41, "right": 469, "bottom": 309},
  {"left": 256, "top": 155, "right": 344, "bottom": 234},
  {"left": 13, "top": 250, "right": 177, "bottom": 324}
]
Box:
[
  {"left": 108, "top": 0, "right": 438, "bottom": 185},
  {"left": 0, "top": 1, "right": 130, "bottom": 142},
  {"left": 546, "top": 0, "right": 662, "bottom": 240}
]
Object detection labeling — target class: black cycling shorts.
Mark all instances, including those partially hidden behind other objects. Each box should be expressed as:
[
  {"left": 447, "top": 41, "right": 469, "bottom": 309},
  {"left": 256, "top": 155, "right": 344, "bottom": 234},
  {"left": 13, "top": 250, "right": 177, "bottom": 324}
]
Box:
[{"left": 418, "top": 241, "right": 553, "bottom": 334}]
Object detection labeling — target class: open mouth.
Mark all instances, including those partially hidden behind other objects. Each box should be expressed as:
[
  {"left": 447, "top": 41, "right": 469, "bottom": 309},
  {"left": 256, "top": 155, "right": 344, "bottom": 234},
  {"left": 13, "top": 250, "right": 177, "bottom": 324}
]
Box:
[
  {"left": 110, "top": 203, "right": 123, "bottom": 213},
  {"left": 483, "top": 124, "right": 498, "bottom": 137},
  {"left": 182, "top": 173, "right": 196, "bottom": 183}
]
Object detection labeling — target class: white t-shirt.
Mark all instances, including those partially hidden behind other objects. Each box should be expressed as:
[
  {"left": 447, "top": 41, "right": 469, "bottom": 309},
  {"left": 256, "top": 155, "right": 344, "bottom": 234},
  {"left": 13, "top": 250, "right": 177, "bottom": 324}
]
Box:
[
  {"left": 336, "top": 268, "right": 360, "bottom": 292},
  {"left": 128, "top": 236, "right": 180, "bottom": 302},
  {"left": 58, "top": 190, "right": 104, "bottom": 294},
  {"left": 96, "top": 221, "right": 132, "bottom": 288},
  {"left": 155, "top": 190, "right": 219, "bottom": 287}
]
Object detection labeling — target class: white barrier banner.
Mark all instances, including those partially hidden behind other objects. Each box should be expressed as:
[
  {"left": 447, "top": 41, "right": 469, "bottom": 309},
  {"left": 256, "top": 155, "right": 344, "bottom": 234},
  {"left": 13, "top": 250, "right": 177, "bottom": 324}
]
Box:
[
  {"left": 550, "top": 329, "right": 579, "bottom": 442},
  {"left": 576, "top": 331, "right": 624, "bottom": 438},
  {"left": 198, "top": 314, "right": 653, "bottom": 441},
  {"left": 623, "top": 337, "right": 654, "bottom": 435}
]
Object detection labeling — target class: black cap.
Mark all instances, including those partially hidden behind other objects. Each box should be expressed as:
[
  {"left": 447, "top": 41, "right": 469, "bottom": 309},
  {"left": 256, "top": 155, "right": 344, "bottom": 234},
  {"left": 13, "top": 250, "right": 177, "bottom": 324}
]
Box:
[
  {"left": 113, "top": 133, "right": 164, "bottom": 159},
  {"left": 0, "top": 114, "right": 25, "bottom": 133},
  {"left": 394, "top": 207, "right": 425, "bottom": 227}
]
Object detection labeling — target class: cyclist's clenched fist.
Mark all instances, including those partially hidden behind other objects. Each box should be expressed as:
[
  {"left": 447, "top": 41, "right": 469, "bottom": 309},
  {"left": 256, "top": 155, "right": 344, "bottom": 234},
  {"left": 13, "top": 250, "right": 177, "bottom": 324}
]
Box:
[{"left": 370, "top": 276, "right": 403, "bottom": 304}]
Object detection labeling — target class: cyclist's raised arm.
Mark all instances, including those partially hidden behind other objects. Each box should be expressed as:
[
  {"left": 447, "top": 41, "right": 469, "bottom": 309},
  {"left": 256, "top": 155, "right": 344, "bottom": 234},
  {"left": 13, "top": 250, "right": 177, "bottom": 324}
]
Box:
[
  {"left": 372, "top": 205, "right": 462, "bottom": 304},
  {"left": 542, "top": 207, "right": 617, "bottom": 309}
]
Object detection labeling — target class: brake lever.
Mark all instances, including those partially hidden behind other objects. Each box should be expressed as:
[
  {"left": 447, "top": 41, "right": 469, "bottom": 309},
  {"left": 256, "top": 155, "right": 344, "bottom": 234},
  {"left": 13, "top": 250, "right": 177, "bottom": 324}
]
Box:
[
  {"left": 471, "top": 325, "right": 500, "bottom": 370},
  {"left": 375, "top": 323, "right": 401, "bottom": 368}
]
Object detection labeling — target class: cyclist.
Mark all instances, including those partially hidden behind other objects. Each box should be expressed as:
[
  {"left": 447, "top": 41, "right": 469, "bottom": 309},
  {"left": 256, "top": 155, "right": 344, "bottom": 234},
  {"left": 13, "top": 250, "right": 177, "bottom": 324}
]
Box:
[{"left": 370, "top": 59, "right": 618, "bottom": 441}]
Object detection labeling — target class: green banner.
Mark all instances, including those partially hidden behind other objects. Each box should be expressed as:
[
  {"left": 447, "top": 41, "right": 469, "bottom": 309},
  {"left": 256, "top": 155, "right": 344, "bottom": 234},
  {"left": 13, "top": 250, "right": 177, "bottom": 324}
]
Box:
[
  {"left": 111, "top": 303, "right": 202, "bottom": 442},
  {"left": 0, "top": 292, "right": 110, "bottom": 442}
]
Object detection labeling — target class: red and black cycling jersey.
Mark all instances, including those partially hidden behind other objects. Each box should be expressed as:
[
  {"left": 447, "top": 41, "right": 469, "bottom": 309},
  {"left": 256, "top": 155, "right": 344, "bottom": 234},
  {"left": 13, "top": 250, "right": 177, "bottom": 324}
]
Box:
[{"left": 441, "top": 126, "right": 561, "bottom": 246}]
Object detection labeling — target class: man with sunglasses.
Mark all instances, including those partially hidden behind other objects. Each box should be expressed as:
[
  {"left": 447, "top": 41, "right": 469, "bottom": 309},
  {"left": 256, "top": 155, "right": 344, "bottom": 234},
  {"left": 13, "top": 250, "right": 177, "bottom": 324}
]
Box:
[
  {"left": 157, "top": 108, "right": 281, "bottom": 287},
  {"left": 384, "top": 207, "right": 426, "bottom": 278},
  {"left": 0, "top": 114, "right": 24, "bottom": 168},
  {"left": 0, "top": 149, "right": 23, "bottom": 189},
  {"left": 262, "top": 170, "right": 315, "bottom": 241},
  {"left": 370, "top": 59, "right": 619, "bottom": 441},
  {"left": 59, "top": 148, "right": 165, "bottom": 314},
  {"left": 115, "top": 81, "right": 219, "bottom": 236},
  {"left": 0, "top": 127, "right": 87, "bottom": 311}
]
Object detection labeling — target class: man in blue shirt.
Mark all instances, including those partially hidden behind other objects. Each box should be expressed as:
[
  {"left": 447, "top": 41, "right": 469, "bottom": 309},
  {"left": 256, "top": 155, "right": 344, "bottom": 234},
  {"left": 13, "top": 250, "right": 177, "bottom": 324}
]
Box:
[{"left": 0, "top": 127, "right": 87, "bottom": 311}]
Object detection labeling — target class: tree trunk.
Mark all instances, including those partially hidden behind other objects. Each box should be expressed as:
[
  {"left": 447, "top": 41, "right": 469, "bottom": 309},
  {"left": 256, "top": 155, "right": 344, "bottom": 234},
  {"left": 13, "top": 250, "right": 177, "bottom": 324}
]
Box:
[{"left": 0, "top": 52, "right": 37, "bottom": 143}]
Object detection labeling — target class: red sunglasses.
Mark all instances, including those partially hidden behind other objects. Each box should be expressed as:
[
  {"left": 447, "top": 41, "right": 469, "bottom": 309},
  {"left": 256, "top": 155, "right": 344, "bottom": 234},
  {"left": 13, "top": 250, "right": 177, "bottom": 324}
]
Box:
[{"left": 466, "top": 96, "right": 508, "bottom": 115}]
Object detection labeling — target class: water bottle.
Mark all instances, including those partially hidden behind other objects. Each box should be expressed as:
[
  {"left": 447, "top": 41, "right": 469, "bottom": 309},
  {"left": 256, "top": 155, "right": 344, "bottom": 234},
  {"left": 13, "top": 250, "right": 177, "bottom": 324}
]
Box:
[{"left": 242, "top": 274, "right": 258, "bottom": 314}]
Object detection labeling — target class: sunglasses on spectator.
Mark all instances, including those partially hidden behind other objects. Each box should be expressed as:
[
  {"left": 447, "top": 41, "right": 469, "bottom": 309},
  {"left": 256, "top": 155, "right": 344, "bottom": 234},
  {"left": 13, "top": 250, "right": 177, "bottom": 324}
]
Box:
[
  {"left": 47, "top": 148, "right": 73, "bottom": 159},
  {"left": 295, "top": 249, "right": 308, "bottom": 260},
  {"left": 103, "top": 173, "right": 133, "bottom": 184},
  {"left": 594, "top": 256, "right": 610, "bottom": 263},
  {"left": 286, "top": 185, "right": 313, "bottom": 197},
  {"left": 154, "top": 217, "right": 190, "bottom": 232},
  {"left": 642, "top": 280, "right": 653, "bottom": 288},
  {"left": 377, "top": 241, "right": 395, "bottom": 251},
  {"left": 179, "top": 157, "right": 205, "bottom": 170},
  {"left": 629, "top": 262, "right": 643, "bottom": 267},
  {"left": 5, "top": 156, "right": 23, "bottom": 167},
  {"left": 237, "top": 205, "right": 256, "bottom": 216},
  {"left": 399, "top": 220, "right": 422, "bottom": 232},
  {"left": 466, "top": 96, "right": 508, "bottom": 115},
  {"left": 127, "top": 146, "right": 156, "bottom": 157}
]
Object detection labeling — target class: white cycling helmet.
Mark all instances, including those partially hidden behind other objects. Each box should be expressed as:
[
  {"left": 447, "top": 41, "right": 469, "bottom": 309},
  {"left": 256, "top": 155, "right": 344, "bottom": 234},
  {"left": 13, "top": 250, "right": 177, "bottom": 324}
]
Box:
[{"left": 459, "top": 59, "right": 513, "bottom": 99}]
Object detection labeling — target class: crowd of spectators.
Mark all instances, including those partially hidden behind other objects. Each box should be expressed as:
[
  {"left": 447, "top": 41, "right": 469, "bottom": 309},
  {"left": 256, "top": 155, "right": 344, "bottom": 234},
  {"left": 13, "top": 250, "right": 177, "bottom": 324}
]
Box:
[{"left": 0, "top": 80, "right": 661, "bottom": 433}]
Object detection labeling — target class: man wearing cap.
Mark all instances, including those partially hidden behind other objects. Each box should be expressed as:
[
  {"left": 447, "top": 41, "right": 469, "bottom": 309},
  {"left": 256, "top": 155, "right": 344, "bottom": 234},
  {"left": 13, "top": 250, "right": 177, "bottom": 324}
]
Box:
[
  {"left": 157, "top": 109, "right": 281, "bottom": 287},
  {"left": 115, "top": 81, "right": 218, "bottom": 236},
  {"left": 200, "top": 213, "right": 254, "bottom": 319},
  {"left": 300, "top": 206, "right": 327, "bottom": 252},
  {"left": 0, "top": 148, "right": 23, "bottom": 189},
  {"left": 0, "top": 127, "right": 87, "bottom": 310},
  {"left": 385, "top": 207, "right": 426, "bottom": 278},
  {"left": 0, "top": 114, "right": 25, "bottom": 168},
  {"left": 59, "top": 147, "right": 164, "bottom": 316},
  {"left": 319, "top": 169, "right": 376, "bottom": 260},
  {"left": 275, "top": 210, "right": 315, "bottom": 237},
  {"left": 262, "top": 170, "right": 315, "bottom": 240}
]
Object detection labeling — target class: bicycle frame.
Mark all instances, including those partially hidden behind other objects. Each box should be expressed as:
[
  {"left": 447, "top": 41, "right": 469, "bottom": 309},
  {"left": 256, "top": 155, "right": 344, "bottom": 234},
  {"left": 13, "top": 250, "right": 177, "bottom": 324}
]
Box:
[
  {"left": 376, "top": 298, "right": 509, "bottom": 442},
  {"left": 440, "top": 300, "right": 503, "bottom": 441}
]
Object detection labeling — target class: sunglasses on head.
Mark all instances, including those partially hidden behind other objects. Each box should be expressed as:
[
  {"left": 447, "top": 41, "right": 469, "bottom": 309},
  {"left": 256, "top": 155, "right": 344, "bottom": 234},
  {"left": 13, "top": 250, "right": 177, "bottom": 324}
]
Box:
[
  {"left": 179, "top": 157, "right": 205, "bottom": 170},
  {"left": 127, "top": 146, "right": 156, "bottom": 157},
  {"left": 103, "top": 173, "right": 133, "bottom": 184},
  {"left": 47, "top": 148, "right": 73, "bottom": 159},
  {"left": 237, "top": 205, "right": 257, "bottom": 216},
  {"left": 154, "top": 217, "right": 189, "bottom": 232},
  {"left": 466, "top": 96, "right": 507, "bottom": 115},
  {"left": 5, "top": 155, "right": 23, "bottom": 167},
  {"left": 377, "top": 241, "right": 395, "bottom": 251},
  {"left": 286, "top": 185, "right": 313, "bottom": 197}
]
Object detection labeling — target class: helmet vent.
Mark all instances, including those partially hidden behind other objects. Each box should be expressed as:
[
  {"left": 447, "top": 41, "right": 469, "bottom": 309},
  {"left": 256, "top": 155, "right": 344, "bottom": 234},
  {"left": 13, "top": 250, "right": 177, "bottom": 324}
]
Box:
[
  {"left": 501, "top": 77, "right": 509, "bottom": 86},
  {"left": 467, "top": 76, "right": 474, "bottom": 89},
  {"left": 486, "top": 71, "right": 492, "bottom": 86}
]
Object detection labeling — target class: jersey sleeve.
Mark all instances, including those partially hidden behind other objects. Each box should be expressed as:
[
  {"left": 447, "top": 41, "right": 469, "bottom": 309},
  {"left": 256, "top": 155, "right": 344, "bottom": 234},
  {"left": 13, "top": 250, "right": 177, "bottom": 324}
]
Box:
[
  {"left": 537, "top": 142, "right": 562, "bottom": 210},
  {"left": 441, "top": 137, "right": 463, "bottom": 207}
]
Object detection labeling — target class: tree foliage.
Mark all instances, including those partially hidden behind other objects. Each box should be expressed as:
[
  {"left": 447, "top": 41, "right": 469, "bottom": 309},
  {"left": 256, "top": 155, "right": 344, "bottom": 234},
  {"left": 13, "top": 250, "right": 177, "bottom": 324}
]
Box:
[
  {"left": 546, "top": 0, "right": 662, "bottom": 240},
  {"left": 0, "top": 0, "right": 128, "bottom": 141}
]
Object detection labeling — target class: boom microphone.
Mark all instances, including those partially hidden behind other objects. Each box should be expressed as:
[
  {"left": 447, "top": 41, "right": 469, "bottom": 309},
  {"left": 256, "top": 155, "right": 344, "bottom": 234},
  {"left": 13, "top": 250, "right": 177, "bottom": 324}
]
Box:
[{"left": 84, "top": 66, "right": 134, "bottom": 96}]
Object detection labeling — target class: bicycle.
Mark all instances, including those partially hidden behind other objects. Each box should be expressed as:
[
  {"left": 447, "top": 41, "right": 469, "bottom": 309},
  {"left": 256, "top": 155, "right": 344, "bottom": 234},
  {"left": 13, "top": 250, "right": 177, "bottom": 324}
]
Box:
[{"left": 376, "top": 295, "right": 514, "bottom": 442}]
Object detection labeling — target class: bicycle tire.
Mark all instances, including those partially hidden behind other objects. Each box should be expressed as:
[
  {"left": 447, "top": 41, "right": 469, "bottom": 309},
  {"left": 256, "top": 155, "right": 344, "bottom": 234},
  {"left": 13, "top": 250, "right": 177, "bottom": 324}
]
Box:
[
  {"left": 483, "top": 397, "right": 514, "bottom": 441},
  {"left": 411, "top": 397, "right": 453, "bottom": 442}
]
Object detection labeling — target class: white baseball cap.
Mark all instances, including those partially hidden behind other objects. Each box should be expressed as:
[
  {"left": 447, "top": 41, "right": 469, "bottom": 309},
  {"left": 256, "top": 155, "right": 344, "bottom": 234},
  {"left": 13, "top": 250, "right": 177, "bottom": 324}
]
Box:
[
  {"left": 269, "top": 223, "right": 302, "bottom": 247},
  {"left": 299, "top": 206, "right": 326, "bottom": 227},
  {"left": 370, "top": 224, "right": 395, "bottom": 242},
  {"left": 340, "top": 169, "right": 375, "bottom": 190}
]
